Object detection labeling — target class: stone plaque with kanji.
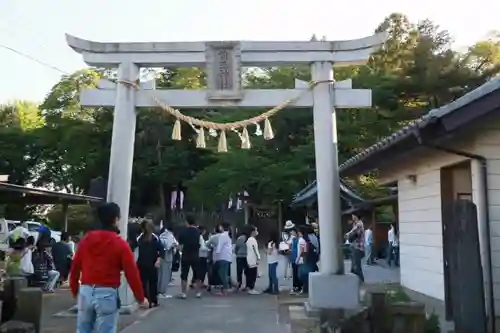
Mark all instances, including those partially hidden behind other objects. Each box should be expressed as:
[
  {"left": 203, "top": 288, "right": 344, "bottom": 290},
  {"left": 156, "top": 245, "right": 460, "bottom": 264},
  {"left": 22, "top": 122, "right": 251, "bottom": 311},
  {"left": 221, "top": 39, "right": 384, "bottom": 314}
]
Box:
[{"left": 205, "top": 41, "right": 243, "bottom": 101}]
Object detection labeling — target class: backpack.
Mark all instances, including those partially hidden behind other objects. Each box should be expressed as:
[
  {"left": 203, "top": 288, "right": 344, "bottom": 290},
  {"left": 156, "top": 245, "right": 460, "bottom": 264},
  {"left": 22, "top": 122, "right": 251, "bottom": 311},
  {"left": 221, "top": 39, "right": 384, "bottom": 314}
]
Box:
[
  {"left": 32, "top": 250, "right": 49, "bottom": 281},
  {"left": 305, "top": 238, "right": 320, "bottom": 264}
]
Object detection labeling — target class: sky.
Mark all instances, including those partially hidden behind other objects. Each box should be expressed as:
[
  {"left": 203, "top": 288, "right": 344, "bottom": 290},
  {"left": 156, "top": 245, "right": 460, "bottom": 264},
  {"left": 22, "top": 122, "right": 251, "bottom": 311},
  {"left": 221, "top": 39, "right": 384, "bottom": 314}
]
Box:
[{"left": 0, "top": 0, "right": 499, "bottom": 104}]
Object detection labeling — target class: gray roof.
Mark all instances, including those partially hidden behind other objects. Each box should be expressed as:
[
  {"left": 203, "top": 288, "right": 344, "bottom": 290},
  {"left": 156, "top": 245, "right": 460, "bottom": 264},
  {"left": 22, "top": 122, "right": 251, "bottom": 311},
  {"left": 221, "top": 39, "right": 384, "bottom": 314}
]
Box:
[
  {"left": 339, "top": 76, "right": 500, "bottom": 172},
  {"left": 290, "top": 179, "right": 366, "bottom": 207},
  {"left": 0, "top": 182, "right": 103, "bottom": 205}
]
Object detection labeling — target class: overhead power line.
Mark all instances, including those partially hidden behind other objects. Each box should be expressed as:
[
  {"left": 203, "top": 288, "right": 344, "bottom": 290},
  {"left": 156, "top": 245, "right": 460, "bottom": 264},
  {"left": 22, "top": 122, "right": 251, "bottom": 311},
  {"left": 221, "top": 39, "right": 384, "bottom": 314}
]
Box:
[
  {"left": 0, "top": 43, "right": 155, "bottom": 83},
  {"left": 0, "top": 44, "right": 70, "bottom": 75}
]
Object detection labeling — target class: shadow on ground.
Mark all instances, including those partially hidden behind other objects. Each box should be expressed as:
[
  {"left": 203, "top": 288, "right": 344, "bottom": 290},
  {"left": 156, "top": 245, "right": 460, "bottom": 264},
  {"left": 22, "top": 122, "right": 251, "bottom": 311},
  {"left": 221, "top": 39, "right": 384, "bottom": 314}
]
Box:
[{"left": 40, "top": 287, "right": 150, "bottom": 333}]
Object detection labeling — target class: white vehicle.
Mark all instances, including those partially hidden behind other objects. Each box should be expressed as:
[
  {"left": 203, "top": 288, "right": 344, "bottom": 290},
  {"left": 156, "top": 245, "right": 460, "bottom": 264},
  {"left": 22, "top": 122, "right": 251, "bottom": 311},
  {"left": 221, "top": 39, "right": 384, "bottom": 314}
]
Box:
[
  {"left": 0, "top": 220, "right": 21, "bottom": 251},
  {"left": 22, "top": 221, "right": 62, "bottom": 244},
  {"left": 0, "top": 219, "right": 11, "bottom": 251},
  {"left": 0, "top": 220, "right": 61, "bottom": 246},
  {"left": 0, "top": 220, "right": 62, "bottom": 252}
]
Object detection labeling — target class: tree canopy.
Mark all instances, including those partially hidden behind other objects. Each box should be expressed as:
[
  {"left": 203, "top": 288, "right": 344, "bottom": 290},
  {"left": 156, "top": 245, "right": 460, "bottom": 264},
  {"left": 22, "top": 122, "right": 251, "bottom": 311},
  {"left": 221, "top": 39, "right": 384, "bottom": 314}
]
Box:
[{"left": 1, "top": 13, "right": 499, "bottom": 228}]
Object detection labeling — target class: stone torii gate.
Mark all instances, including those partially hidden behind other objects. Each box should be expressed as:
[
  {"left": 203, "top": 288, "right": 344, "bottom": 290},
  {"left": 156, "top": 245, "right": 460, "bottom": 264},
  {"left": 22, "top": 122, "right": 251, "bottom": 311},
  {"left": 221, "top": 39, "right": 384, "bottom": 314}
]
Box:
[{"left": 66, "top": 33, "right": 386, "bottom": 311}]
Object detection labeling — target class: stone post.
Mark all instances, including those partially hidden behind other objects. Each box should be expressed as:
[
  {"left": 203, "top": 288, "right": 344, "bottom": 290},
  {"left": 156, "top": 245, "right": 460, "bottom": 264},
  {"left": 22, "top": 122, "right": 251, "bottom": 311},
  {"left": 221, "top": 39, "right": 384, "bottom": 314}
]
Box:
[
  {"left": 308, "top": 61, "right": 360, "bottom": 311},
  {"left": 310, "top": 61, "right": 343, "bottom": 275},
  {"left": 107, "top": 61, "right": 139, "bottom": 312}
]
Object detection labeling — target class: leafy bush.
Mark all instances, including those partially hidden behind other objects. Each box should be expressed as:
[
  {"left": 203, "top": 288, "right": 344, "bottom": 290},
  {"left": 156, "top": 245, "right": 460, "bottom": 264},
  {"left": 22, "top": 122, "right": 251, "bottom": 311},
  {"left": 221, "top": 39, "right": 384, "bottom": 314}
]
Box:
[
  {"left": 425, "top": 313, "right": 440, "bottom": 333},
  {"left": 381, "top": 285, "right": 441, "bottom": 333}
]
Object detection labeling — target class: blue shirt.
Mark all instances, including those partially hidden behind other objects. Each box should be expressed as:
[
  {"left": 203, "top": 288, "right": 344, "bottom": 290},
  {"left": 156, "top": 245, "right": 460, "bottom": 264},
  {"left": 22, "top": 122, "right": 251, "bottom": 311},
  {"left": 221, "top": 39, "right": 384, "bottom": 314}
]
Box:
[{"left": 290, "top": 237, "right": 299, "bottom": 262}]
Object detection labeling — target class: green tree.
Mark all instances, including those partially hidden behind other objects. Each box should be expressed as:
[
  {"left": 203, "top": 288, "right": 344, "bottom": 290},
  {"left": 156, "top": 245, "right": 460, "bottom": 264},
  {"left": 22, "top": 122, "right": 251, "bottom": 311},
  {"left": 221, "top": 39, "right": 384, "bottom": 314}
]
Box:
[
  {"left": 0, "top": 101, "right": 44, "bottom": 219},
  {"left": 46, "top": 204, "right": 95, "bottom": 234},
  {"left": 8, "top": 13, "right": 500, "bottom": 226},
  {"left": 186, "top": 13, "right": 500, "bottom": 203},
  {"left": 34, "top": 69, "right": 111, "bottom": 193}
]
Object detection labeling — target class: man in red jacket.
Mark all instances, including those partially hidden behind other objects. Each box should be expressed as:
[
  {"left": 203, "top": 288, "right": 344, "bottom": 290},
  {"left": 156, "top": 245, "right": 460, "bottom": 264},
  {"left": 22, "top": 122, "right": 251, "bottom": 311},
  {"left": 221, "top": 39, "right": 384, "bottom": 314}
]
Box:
[{"left": 70, "top": 202, "right": 148, "bottom": 333}]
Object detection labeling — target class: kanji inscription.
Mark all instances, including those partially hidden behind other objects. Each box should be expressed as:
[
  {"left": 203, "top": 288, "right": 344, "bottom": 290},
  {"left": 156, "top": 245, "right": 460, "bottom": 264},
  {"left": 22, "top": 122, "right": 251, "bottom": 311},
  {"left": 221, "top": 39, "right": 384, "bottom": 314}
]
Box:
[
  {"left": 206, "top": 42, "right": 242, "bottom": 101},
  {"left": 214, "top": 48, "right": 233, "bottom": 90}
]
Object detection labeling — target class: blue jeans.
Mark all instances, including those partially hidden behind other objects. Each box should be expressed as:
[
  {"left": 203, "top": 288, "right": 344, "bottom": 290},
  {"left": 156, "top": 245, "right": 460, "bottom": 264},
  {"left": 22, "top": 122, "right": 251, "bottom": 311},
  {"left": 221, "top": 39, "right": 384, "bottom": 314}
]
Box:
[
  {"left": 299, "top": 263, "right": 313, "bottom": 293},
  {"left": 268, "top": 262, "right": 279, "bottom": 294},
  {"left": 45, "top": 270, "right": 60, "bottom": 291},
  {"left": 365, "top": 243, "right": 373, "bottom": 264},
  {"left": 387, "top": 245, "right": 399, "bottom": 267},
  {"left": 217, "top": 261, "right": 231, "bottom": 290},
  {"left": 77, "top": 285, "right": 119, "bottom": 333}
]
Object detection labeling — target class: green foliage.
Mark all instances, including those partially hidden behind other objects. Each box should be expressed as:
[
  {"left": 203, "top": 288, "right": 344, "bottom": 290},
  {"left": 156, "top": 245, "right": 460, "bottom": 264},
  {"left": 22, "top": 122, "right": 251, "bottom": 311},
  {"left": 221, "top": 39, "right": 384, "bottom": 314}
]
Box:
[
  {"left": 425, "top": 313, "right": 441, "bottom": 333},
  {"left": 0, "top": 14, "right": 499, "bottom": 228},
  {"left": 386, "top": 287, "right": 412, "bottom": 303},
  {"left": 0, "top": 101, "right": 44, "bottom": 184},
  {"left": 375, "top": 285, "right": 441, "bottom": 333},
  {"left": 187, "top": 15, "right": 500, "bottom": 202},
  {"left": 46, "top": 205, "right": 95, "bottom": 233}
]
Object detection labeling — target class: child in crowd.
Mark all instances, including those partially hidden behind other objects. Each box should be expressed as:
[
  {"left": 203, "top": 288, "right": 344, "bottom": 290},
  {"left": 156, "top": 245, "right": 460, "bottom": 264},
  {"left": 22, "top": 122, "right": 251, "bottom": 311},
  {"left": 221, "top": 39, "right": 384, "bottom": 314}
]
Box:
[{"left": 264, "top": 231, "right": 280, "bottom": 294}]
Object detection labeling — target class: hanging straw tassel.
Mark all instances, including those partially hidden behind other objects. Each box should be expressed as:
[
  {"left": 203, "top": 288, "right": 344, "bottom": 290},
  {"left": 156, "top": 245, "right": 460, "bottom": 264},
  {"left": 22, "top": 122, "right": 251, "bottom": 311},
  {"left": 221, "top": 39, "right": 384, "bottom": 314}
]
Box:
[
  {"left": 196, "top": 127, "right": 206, "bottom": 148},
  {"left": 241, "top": 126, "right": 251, "bottom": 149},
  {"left": 171, "top": 119, "right": 182, "bottom": 140},
  {"left": 217, "top": 130, "right": 228, "bottom": 152},
  {"left": 263, "top": 117, "right": 274, "bottom": 140}
]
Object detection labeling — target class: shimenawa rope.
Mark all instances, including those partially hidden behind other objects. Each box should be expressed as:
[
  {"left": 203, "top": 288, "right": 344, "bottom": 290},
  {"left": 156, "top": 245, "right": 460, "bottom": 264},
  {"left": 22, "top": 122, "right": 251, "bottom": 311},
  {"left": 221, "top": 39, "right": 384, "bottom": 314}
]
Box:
[{"left": 115, "top": 79, "right": 333, "bottom": 152}]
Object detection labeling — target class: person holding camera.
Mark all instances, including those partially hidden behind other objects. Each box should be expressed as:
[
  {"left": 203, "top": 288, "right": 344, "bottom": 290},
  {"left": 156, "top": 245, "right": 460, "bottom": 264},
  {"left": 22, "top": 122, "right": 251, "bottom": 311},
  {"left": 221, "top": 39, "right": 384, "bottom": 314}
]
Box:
[{"left": 345, "top": 214, "right": 365, "bottom": 282}]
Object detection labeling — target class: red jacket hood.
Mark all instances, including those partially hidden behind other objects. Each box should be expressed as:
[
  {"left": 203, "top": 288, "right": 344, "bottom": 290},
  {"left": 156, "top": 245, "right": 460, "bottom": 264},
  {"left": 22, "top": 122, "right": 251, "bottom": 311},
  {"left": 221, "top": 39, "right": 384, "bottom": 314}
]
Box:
[{"left": 84, "top": 230, "right": 121, "bottom": 255}]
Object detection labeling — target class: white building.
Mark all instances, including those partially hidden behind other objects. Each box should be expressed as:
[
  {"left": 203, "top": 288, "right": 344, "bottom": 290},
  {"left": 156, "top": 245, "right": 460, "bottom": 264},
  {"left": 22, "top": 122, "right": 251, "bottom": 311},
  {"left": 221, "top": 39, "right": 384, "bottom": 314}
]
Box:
[{"left": 339, "top": 77, "right": 500, "bottom": 321}]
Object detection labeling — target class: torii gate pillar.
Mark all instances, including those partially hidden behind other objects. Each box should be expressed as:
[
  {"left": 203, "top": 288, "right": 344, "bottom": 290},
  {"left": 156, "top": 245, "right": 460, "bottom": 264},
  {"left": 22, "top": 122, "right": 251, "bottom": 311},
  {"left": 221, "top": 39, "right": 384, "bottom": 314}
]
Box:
[
  {"left": 109, "top": 62, "right": 140, "bottom": 313},
  {"left": 308, "top": 62, "right": 360, "bottom": 311},
  {"left": 108, "top": 62, "right": 139, "bottom": 238}
]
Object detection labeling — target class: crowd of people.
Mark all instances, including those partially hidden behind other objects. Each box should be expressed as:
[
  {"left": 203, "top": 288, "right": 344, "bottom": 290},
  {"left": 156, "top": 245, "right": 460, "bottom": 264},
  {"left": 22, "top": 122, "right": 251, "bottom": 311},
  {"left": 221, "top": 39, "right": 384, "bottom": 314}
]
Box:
[
  {"left": 65, "top": 202, "right": 321, "bottom": 332},
  {"left": 345, "top": 215, "right": 400, "bottom": 282},
  {"left": 279, "top": 221, "right": 320, "bottom": 295},
  {"left": 131, "top": 215, "right": 322, "bottom": 300},
  {"left": 6, "top": 222, "right": 75, "bottom": 293},
  {"left": 4, "top": 201, "right": 399, "bottom": 333}
]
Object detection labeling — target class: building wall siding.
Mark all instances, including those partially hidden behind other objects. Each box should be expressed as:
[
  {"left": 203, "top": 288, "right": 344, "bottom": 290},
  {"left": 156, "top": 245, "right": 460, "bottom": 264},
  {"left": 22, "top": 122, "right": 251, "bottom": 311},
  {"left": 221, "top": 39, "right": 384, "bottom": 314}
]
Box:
[
  {"left": 398, "top": 169, "right": 445, "bottom": 300},
  {"left": 473, "top": 122, "right": 500, "bottom": 312},
  {"left": 385, "top": 119, "right": 500, "bottom": 313}
]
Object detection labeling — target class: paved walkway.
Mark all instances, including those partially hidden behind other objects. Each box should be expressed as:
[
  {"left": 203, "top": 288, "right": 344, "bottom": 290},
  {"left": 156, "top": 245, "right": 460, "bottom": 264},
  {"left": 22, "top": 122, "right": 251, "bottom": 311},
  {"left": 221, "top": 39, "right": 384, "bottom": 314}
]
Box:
[
  {"left": 121, "top": 259, "right": 399, "bottom": 333},
  {"left": 123, "top": 290, "right": 287, "bottom": 333},
  {"left": 123, "top": 258, "right": 288, "bottom": 333},
  {"left": 344, "top": 259, "right": 400, "bottom": 284},
  {"left": 40, "top": 287, "right": 146, "bottom": 333}
]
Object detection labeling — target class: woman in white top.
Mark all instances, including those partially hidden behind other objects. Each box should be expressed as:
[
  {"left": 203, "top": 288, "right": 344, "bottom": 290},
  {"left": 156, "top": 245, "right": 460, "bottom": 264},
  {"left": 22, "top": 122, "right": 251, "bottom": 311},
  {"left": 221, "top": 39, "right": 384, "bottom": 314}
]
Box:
[
  {"left": 387, "top": 223, "right": 399, "bottom": 267},
  {"left": 265, "top": 231, "right": 280, "bottom": 294},
  {"left": 246, "top": 226, "right": 261, "bottom": 294},
  {"left": 197, "top": 226, "right": 210, "bottom": 287},
  {"left": 158, "top": 226, "right": 177, "bottom": 298},
  {"left": 280, "top": 220, "right": 295, "bottom": 280}
]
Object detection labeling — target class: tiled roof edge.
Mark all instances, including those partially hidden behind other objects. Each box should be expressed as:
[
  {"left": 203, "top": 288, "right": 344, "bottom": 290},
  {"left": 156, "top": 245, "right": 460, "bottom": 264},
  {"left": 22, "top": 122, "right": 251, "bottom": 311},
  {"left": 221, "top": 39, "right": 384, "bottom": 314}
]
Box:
[{"left": 339, "top": 76, "right": 500, "bottom": 172}]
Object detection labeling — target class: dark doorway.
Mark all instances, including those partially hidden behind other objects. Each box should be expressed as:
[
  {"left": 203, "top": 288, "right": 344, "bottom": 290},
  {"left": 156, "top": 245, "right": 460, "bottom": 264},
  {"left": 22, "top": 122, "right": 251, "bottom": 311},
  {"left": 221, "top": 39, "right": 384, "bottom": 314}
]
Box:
[
  {"left": 440, "top": 160, "right": 486, "bottom": 333},
  {"left": 440, "top": 160, "right": 473, "bottom": 319}
]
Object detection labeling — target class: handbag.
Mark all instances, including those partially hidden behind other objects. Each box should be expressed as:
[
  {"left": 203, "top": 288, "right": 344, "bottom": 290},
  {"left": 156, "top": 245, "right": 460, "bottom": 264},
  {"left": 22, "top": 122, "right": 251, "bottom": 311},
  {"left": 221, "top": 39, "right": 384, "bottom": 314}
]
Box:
[
  {"left": 20, "top": 249, "right": 34, "bottom": 275},
  {"left": 278, "top": 241, "right": 289, "bottom": 255}
]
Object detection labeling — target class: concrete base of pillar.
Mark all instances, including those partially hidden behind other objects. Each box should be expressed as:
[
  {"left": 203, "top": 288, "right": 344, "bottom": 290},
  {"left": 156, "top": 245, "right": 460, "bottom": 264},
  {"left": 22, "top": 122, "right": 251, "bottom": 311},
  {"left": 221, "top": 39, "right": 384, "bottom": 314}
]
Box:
[
  {"left": 118, "top": 303, "right": 138, "bottom": 314},
  {"left": 308, "top": 272, "right": 360, "bottom": 310},
  {"left": 118, "top": 275, "right": 138, "bottom": 314}
]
